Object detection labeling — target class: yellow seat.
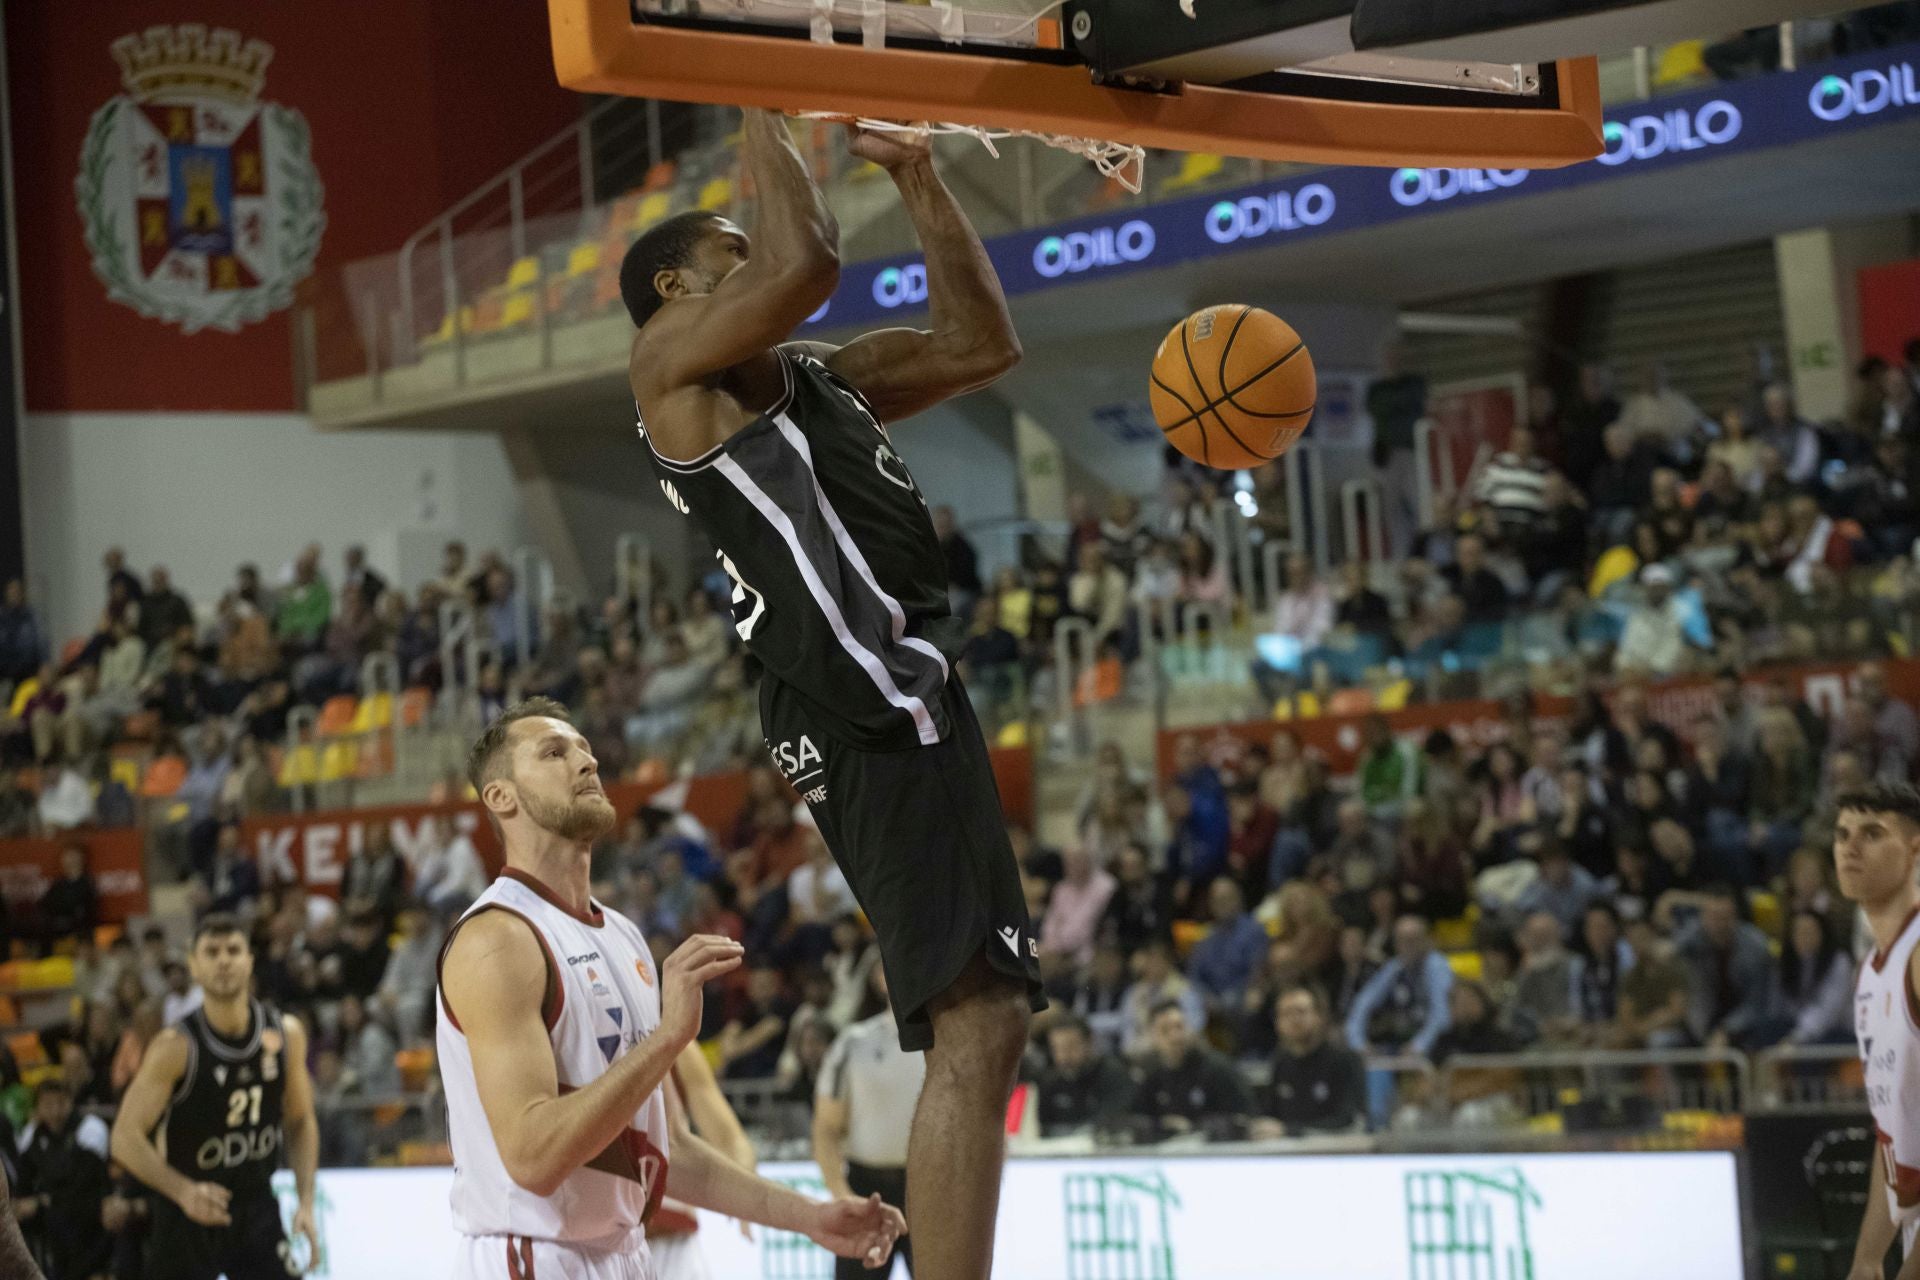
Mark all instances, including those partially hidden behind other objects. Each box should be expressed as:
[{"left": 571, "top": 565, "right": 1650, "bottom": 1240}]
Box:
[
  {"left": 278, "top": 744, "right": 320, "bottom": 788},
  {"left": 318, "top": 741, "right": 359, "bottom": 783},
  {"left": 500, "top": 291, "right": 536, "bottom": 328},
  {"left": 109, "top": 757, "right": 141, "bottom": 792},
  {"left": 1432, "top": 914, "right": 1476, "bottom": 952},
  {"left": 1159, "top": 151, "right": 1224, "bottom": 194},
  {"left": 1749, "top": 890, "right": 1782, "bottom": 939},
  {"left": 504, "top": 257, "right": 540, "bottom": 291},
  {"left": 352, "top": 692, "right": 394, "bottom": 733},
  {"left": 1654, "top": 39, "right": 1708, "bottom": 88},
  {"left": 566, "top": 242, "right": 601, "bottom": 278},
  {"left": 634, "top": 192, "right": 672, "bottom": 230},
  {"left": 697, "top": 177, "right": 734, "bottom": 211},
  {"left": 1446, "top": 951, "right": 1485, "bottom": 981},
  {"left": 1375, "top": 678, "right": 1413, "bottom": 712}
]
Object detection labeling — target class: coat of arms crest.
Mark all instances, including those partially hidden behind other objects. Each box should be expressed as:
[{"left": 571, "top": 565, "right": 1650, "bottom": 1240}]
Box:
[{"left": 76, "top": 24, "right": 325, "bottom": 333}]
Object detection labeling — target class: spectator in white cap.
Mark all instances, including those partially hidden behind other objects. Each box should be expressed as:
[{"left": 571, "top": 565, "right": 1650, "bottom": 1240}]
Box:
[{"left": 1615, "top": 563, "right": 1691, "bottom": 677}]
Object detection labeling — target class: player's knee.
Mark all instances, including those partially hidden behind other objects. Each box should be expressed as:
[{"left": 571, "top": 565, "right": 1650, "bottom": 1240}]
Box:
[{"left": 929, "top": 984, "right": 1029, "bottom": 1090}]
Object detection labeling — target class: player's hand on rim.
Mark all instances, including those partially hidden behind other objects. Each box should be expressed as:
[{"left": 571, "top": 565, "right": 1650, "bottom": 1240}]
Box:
[
  {"left": 659, "top": 933, "right": 745, "bottom": 1045},
  {"left": 844, "top": 121, "right": 931, "bottom": 171},
  {"left": 178, "top": 1179, "right": 232, "bottom": 1226},
  {"left": 806, "top": 1191, "right": 906, "bottom": 1268}
]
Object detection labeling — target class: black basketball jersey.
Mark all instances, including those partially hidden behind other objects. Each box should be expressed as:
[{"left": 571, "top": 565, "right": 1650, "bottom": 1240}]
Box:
[
  {"left": 640, "top": 348, "right": 961, "bottom": 750},
  {"left": 161, "top": 999, "right": 288, "bottom": 1197}
]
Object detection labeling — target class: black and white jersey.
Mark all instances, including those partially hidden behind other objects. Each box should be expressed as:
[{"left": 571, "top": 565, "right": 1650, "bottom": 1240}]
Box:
[
  {"left": 640, "top": 349, "right": 961, "bottom": 750},
  {"left": 160, "top": 999, "right": 288, "bottom": 1198},
  {"left": 158, "top": 997, "right": 284, "bottom": 1205}
]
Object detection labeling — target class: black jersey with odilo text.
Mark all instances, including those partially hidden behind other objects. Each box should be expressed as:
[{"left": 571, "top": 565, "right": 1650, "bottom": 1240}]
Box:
[
  {"left": 160, "top": 999, "right": 289, "bottom": 1198},
  {"left": 639, "top": 348, "right": 962, "bottom": 750}
]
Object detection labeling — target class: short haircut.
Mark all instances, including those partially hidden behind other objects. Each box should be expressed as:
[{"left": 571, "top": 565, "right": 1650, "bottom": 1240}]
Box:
[
  {"left": 466, "top": 696, "right": 574, "bottom": 795},
  {"left": 1148, "top": 998, "right": 1189, "bottom": 1024},
  {"left": 1276, "top": 984, "right": 1328, "bottom": 1017},
  {"left": 192, "top": 913, "right": 248, "bottom": 948},
  {"left": 619, "top": 211, "right": 724, "bottom": 329},
  {"left": 1838, "top": 782, "right": 1920, "bottom": 829}
]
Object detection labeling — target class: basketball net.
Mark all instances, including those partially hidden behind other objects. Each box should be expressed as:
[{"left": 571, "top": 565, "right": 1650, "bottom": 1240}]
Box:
[{"left": 795, "top": 113, "right": 1146, "bottom": 193}]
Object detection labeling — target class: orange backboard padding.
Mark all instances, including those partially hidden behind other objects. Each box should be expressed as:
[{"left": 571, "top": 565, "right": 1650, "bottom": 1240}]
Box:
[{"left": 550, "top": 0, "right": 1603, "bottom": 168}]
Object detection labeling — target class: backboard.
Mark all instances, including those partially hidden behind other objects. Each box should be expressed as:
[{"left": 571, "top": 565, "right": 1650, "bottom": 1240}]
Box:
[{"left": 548, "top": 0, "right": 1606, "bottom": 169}]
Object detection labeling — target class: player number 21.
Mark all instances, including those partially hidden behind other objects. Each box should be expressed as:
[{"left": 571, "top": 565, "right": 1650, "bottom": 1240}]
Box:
[{"left": 227, "top": 1085, "right": 263, "bottom": 1128}]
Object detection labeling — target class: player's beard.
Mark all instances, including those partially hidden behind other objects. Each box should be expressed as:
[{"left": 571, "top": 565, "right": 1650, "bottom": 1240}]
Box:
[{"left": 522, "top": 787, "right": 618, "bottom": 844}]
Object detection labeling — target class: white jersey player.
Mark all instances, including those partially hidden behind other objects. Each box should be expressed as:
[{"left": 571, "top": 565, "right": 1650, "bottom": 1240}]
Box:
[
  {"left": 438, "top": 697, "right": 903, "bottom": 1280},
  {"left": 1837, "top": 783, "right": 1920, "bottom": 1280}
]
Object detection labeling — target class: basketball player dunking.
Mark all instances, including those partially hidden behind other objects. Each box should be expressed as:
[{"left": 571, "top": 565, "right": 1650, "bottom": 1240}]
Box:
[
  {"left": 624, "top": 109, "right": 1041, "bottom": 1280},
  {"left": 111, "top": 915, "right": 322, "bottom": 1280},
  {"left": 1838, "top": 783, "right": 1920, "bottom": 1280},
  {"left": 438, "top": 699, "right": 903, "bottom": 1280}
]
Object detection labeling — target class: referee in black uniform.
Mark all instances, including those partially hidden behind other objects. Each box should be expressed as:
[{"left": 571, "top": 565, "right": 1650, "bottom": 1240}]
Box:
[
  {"left": 815, "top": 967, "right": 925, "bottom": 1278},
  {"left": 624, "top": 108, "right": 1036, "bottom": 1280}
]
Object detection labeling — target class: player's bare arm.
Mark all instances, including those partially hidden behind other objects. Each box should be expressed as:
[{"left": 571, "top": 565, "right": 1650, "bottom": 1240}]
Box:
[
  {"left": 281, "top": 1014, "right": 323, "bottom": 1269},
  {"left": 790, "top": 125, "right": 1021, "bottom": 423},
  {"left": 111, "top": 1027, "right": 233, "bottom": 1226},
  {"left": 811, "top": 1092, "right": 855, "bottom": 1199},
  {"left": 631, "top": 108, "right": 839, "bottom": 458},
  {"left": 442, "top": 911, "right": 741, "bottom": 1196},
  {"left": 0, "top": 1161, "right": 46, "bottom": 1280},
  {"left": 674, "top": 1039, "right": 756, "bottom": 1170},
  {"left": 665, "top": 1091, "right": 904, "bottom": 1268}
]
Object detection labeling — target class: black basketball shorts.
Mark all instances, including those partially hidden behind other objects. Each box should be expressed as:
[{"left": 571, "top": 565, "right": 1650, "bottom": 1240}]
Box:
[
  {"left": 148, "top": 1188, "right": 294, "bottom": 1280},
  {"left": 761, "top": 675, "right": 1047, "bottom": 1050}
]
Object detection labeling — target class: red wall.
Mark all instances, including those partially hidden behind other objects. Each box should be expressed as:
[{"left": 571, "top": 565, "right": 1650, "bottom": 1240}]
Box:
[
  {"left": 5, "top": 1, "right": 582, "bottom": 412},
  {"left": 1860, "top": 259, "right": 1920, "bottom": 366}
]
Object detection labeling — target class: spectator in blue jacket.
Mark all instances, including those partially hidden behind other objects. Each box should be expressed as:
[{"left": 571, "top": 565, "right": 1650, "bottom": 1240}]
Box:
[
  {"left": 1347, "top": 914, "right": 1456, "bottom": 1060},
  {"left": 1187, "top": 879, "right": 1268, "bottom": 1025}
]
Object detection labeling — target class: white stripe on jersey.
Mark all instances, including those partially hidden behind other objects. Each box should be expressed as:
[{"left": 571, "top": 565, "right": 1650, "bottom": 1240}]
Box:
[
  {"left": 767, "top": 407, "right": 951, "bottom": 685},
  {"left": 711, "top": 451, "right": 941, "bottom": 745}
]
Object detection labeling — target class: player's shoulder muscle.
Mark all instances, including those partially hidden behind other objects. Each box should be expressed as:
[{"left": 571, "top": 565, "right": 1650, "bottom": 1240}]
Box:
[{"left": 443, "top": 907, "right": 549, "bottom": 1030}]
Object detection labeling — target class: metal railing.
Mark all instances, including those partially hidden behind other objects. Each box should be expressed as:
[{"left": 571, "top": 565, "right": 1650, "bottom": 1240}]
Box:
[
  {"left": 300, "top": 16, "right": 1879, "bottom": 410},
  {"left": 1753, "top": 1043, "right": 1865, "bottom": 1111}
]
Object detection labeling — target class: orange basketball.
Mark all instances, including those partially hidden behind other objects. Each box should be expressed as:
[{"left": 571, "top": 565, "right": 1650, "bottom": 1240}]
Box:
[{"left": 1149, "top": 304, "right": 1315, "bottom": 470}]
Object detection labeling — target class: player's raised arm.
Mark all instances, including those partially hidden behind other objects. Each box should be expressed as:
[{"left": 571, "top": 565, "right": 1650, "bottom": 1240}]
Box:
[
  {"left": 804, "top": 125, "right": 1021, "bottom": 422},
  {"left": 631, "top": 109, "right": 840, "bottom": 401},
  {"left": 443, "top": 913, "right": 741, "bottom": 1197}
]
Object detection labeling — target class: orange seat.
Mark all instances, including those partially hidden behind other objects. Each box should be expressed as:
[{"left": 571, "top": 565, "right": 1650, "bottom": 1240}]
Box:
[
  {"left": 316, "top": 695, "right": 359, "bottom": 737},
  {"left": 396, "top": 1046, "right": 436, "bottom": 1091},
  {"left": 399, "top": 687, "right": 432, "bottom": 729},
  {"left": 1327, "top": 687, "right": 1375, "bottom": 716},
  {"left": 6, "top": 1031, "right": 46, "bottom": 1068},
  {"left": 140, "top": 755, "right": 187, "bottom": 798}
]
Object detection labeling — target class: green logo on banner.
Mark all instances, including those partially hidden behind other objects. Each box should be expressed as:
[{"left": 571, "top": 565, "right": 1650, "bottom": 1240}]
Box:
[
  {"left": 1063, "top": 1169, "right": 1181, "bottom": 1280},
  {"left": 1405, "top": 1167, "right": 1541, "bottom": 1280}
]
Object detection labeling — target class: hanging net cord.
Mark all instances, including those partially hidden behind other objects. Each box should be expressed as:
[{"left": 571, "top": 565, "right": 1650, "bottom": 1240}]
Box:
[{"left": 795, "top": 113, "right": 1146, "bottom": 193}]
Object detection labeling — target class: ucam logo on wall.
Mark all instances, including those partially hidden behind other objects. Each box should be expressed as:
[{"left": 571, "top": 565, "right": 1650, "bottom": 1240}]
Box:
[
  {"left": 76, "top": 24, "right": 325, "bottom": 333},
  {"left": 272, "top": 1150, "right": 1742, "bottom": 1279}
]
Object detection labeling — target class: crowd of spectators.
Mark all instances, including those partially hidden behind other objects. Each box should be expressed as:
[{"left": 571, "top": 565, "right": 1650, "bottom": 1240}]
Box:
[
  {"left": 3, "top": 335, "right": 1920, "bottom": 1271},
  {"left": 1245, "top": 343, "right": 1920, "bottom": 708},
  {"left": 0, "top": 536, "right": 771, "bottom": 843}
]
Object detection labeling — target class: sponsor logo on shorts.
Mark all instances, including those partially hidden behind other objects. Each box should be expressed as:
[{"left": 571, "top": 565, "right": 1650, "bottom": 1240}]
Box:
[{"left": 770, "top": 734, "right": 824, "bottom": 784}]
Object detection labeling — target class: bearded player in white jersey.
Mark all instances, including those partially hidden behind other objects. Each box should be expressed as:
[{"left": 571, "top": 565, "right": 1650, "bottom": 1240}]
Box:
[
  {"left": 438, "top": 697, "right": 903, "bottom": 1280},
  {"left": 1838, "top": 782, "right": 1920, "bottom": 1280}
]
